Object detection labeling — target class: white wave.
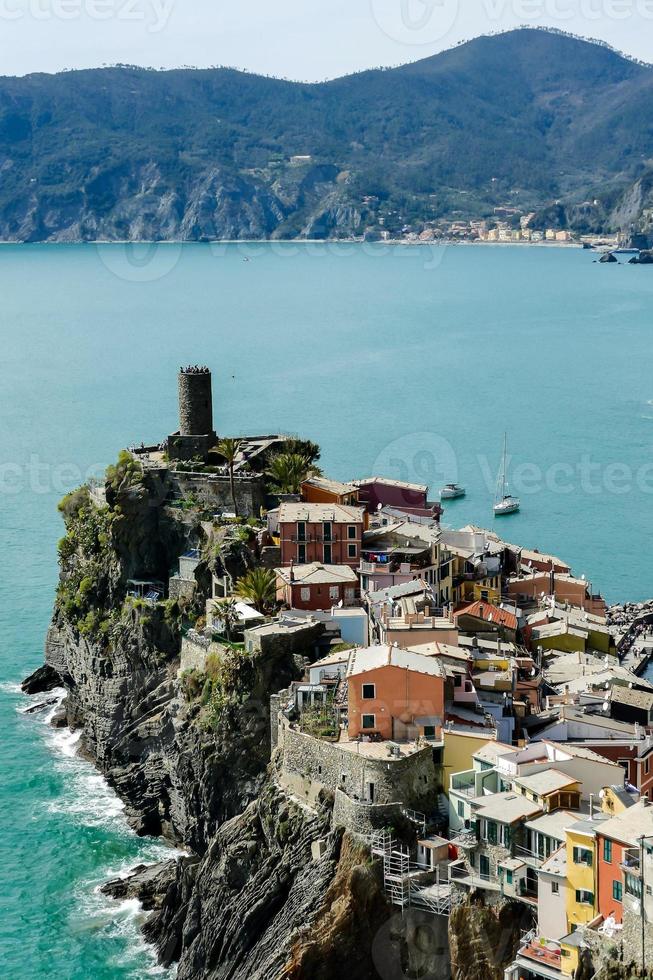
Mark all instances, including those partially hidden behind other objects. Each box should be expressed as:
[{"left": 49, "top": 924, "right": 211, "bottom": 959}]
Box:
[
  {"left": 0, "top": 680, "right": 24, "bottom": 695},
  {"left": 26, "top": 681, "right": 181, "bottom": 976}
]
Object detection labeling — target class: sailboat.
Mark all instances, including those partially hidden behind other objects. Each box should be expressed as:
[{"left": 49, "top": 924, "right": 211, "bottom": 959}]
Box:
[{"left": 494, "top": 433, "right": 520, "bottom": 516}]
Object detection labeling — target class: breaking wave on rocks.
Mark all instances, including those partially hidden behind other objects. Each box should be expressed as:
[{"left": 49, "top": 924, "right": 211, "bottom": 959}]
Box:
[{"left": 8, "top": 684, "right": 178, "bottom": 978}]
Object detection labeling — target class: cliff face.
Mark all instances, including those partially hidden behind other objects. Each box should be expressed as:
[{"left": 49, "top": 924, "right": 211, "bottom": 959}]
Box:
[
  {"left": 31, "top": 462, "right": 531, "bottom": 980},
  {"left": 448, "top": 893, "right": 534, "bottom": 980}
]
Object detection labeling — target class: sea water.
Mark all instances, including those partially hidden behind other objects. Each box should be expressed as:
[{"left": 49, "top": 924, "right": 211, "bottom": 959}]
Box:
[{"left": 1, "top": 241, "right": 652, "bottom": 976}]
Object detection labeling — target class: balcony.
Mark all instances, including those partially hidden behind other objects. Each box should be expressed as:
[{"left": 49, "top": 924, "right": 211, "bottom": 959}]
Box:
[{"left": 450, "top": 770, "right": 477, "bottom": 798}]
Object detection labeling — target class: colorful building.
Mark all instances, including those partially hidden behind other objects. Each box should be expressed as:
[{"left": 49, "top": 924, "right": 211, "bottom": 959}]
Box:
[
  {"left": 565, "top": 814, "right": 608, "bottom": 929},
  {"left": 346, "top": 644, "right": 445, "bottom": 741},
  {"left": 278, "top": 502, "right": 366, "bottom": 568},
  {"left": 275, "top": 563, "right": 359, "bottom": 611}
]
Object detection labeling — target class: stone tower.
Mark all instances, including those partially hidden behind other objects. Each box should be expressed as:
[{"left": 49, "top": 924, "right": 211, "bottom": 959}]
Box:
[
  {"left": 167, "top": 365, "right": 216, "bottom": 461},
  {"left": 178, "top": 366, "right": 213, "bottom": 436}
]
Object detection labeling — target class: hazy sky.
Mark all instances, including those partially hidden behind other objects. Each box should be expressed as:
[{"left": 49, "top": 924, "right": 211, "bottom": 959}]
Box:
[{"left": 2, "top": 0, "right": 653, "bottom": 78}]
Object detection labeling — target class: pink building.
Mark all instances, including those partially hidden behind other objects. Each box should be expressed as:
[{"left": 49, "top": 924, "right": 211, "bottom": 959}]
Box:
[{"left": 354, "top": 477, "right": 441, "bottom": 520}]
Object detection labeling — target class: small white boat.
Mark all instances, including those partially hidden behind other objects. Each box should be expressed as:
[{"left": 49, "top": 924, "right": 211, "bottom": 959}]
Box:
[
  {"left": 441, "top": 483, "right": 466, "bottom": 500},
  {"left": 494, "top": 495, "right": 520, "bottom": 516},
  {"left": 494, "top": 433, "right": 520, "bottom": 516}
]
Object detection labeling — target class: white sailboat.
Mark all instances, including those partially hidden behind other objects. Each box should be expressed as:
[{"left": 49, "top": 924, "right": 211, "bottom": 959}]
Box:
[{"left": 494, "top": 433, "right": 520, "bottom": 516}]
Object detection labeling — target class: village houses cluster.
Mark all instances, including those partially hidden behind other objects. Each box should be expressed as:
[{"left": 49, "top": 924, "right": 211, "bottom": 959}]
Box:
[
  {"left": 131, "top": 368, "right": 653, "bottom": 977},
  {"left": 206, "top": 469, "right": 653, "bottom": 978}
]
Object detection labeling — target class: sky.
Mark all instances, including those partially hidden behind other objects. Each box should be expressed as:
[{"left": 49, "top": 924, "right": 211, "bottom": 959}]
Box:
[{"left": 1, "top": 0, "right": 653, "bottom": 78}]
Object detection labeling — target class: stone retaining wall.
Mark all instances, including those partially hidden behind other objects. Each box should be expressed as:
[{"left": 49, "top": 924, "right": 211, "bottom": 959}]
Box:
[
  {"left": 276, "top": 716, "right": 441, "bottom": 819},
  {"left": 332, "top": 789, "right": 402, "bottom": 833}
]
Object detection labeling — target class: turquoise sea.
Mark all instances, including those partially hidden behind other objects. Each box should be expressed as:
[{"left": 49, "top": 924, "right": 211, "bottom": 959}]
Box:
[{"left": 2, "top": 242, "right": 653, "bottom": 977}]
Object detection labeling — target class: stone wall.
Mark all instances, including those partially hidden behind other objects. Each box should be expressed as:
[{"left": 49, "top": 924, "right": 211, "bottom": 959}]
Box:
[
  {"left": 166, "top": 470, "right": 266, "bottom": 517},
  {"left": 332, "top": 789, "right": 402, "bottom": 833},
  {"left": 179, "top": 633, "right": 212, "bottom": 674},
  {"left": 169, "top": 577, "right": 196, "bottom": 602},
  {"left": 620, "top": 903, "right": 653, "bottom": 969},
  {"left": 276, "top": 718, "right": 441, "bottom": 819}
]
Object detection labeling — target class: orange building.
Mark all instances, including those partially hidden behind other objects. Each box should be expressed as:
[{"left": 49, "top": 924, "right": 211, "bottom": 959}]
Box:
[
  {"left": 347, "top": 645, "right": 445, "bottom": 742},
  {"left": 301, "top": 476, "right": 359, "bottom": 506}
]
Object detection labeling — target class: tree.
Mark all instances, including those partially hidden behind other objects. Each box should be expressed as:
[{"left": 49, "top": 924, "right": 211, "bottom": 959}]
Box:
[
  {"left": 217, "top": 438, "right": 242, "bottom": 516},
  {"left": 235, "top": 567, "right": 277, "bottom": 614},
  {"left": 266, "top": 452, "right": 316, "bottom": 496},
  {"left": 212, "top": 597, "right": 240, "bottom": 641}
]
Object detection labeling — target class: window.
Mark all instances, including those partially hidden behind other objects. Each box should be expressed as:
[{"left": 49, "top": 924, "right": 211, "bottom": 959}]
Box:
[
  {"left": 626, "top": 873, "right": 642, "bottom": 899},
  {"left": 487, "top": 821, "right": 498, "bottom": 845},
  {"left": 323, "top": 544, "right": 332, "bottom": 564},
  {"left": 298, "top": 543, "right": 306, "bottom": 563},
  {"left": 575, "top": 889, "right": 594, "bottom": 905},
  {"left": 506, "top": 870, "right": 513, "bottom": 885},
  {"left": 551, "top": 882, "right": 559, "bottom": 895},
  {"left": 573, "top": 846, "right": 593, "bottom": 867},
  {"left": 457, "top": 801, "right": 465, "bottom": 818},
  {"left": 361, "top": 714, "right": 375, "bottom": 730},
  {"left": 613, "top": 880, "right": 623, "bottom": 902},
  {"left": 323, "top": 521, "right": 332, "bottom": 542},
  {"left": 297, "top": 521, "right": 306, "bottom": 542},
  {"left": 329, "top": 586, "right": 339, "bottom": 600},
  {"left": 362, "top": 683, "right": 375, "bottom": 700},
  {"left": 348, "top": 543, "right": 357, "bottom": 558},
  {"left": 603, "top": 839, "right": 612, "bottom": 863},
  {"left": 345, "top": 588, "right": 355, "bottom": 600},
  {"left": 348, "top": 525, "right": 357, "bottom": 539},
  {"left": 423, "top": 725, "right": 436, "bottom": 740},
  {"left": 300, "top": 587, "right": 310, "bottom": 601},
  {"left": 503, "top": 824, "right": 511, "bottom": 849}
]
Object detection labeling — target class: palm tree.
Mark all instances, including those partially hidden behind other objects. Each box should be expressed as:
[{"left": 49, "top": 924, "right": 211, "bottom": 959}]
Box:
[
  {"left": 217, "top": 438, "right": 242, "bottom": 517},
  {"left": 266, "top": 452, "right": 316, "bottom": 496},
  {"left": 212, "top": 597, "right": 240, "bottom": 641},
  {"left": 235, "top": 567, "right": 277, "bottom": 614}
]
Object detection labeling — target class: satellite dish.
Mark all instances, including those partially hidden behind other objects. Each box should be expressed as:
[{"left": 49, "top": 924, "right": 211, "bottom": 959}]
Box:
[
  {"left": 599, "top": 789, "right": 605, "bottom": 799},
  {"left": 629, "top": 682, "right": 634, "bottom": 689},
  {"left": 530, "top": 667, "right": 536, "bottom": 677},
  {"left": 603, "top": 702, "right": 609, "bottom": 712},
  {"left": 605, "top": 682, "right": 610, "bottom": 690},
  {"left": 377, "top": 502, "right": 383, "bottom": 511}
]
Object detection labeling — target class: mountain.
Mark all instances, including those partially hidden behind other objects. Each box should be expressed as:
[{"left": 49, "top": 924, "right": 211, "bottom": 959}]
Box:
[{"left": 2, "top": 28, "right": 653, "bottom": 242}]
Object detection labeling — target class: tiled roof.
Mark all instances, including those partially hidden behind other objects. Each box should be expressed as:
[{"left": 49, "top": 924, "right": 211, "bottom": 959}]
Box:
[
  {"left": 275, "top": 563, "right": 358, "bottom": 586},
  {"left": 611, "top": 684, "right": 653, "bottom": 711},
  {"left": 346, "top": 644, "right": 445, "bottom": 679},
  {"left": 455, "top": 600, "right": 518, "bottom": 632},
  {"left": 278, "top": 502, "right": 365, "bottom": 523}
]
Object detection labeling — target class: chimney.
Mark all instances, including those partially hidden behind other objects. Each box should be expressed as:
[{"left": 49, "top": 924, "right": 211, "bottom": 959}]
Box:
[{"left": 589, "top": 793, "right": 594, "bottom": 820}]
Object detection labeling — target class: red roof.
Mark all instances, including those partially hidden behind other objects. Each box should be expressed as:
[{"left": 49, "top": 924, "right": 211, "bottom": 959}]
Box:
[{"left": 454, "top": 600, "right": 518, "bottom": 632}]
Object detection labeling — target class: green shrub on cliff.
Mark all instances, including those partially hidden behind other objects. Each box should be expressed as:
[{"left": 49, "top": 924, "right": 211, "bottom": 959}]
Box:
[
  {"left": 105, "top": 450, "right": 143, "bottom": 492},
  {"left": 55, "top": 494, "right": 116, "bottom": 637}
]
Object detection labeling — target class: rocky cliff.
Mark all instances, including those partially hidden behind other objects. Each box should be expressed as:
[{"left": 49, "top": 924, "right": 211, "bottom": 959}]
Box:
[{"left": 26, "top": 457, "right": 531, "bottom": 979}]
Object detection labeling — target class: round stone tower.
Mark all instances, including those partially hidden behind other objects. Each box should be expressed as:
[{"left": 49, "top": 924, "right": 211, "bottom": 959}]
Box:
[{"left": 178, "top": 366, "right": 213, "bottom": 436}]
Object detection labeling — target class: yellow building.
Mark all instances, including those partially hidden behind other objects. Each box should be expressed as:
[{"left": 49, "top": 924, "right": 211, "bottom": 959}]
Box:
[
  {"left": 442, "top": 730, "right": 504, "bottom": 797},
  {"left": 565, "top": 816, "right": 604, "bottom": 929}
]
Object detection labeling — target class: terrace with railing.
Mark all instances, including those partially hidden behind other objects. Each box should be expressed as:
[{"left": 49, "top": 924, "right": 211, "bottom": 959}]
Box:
[
  {"left": 450, "top": 770, "right": 477, "bottom": 798},
  {"left": 517, "top": 934, "right": 562, "bottom": 972}
]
